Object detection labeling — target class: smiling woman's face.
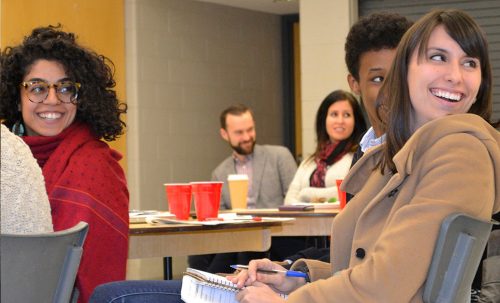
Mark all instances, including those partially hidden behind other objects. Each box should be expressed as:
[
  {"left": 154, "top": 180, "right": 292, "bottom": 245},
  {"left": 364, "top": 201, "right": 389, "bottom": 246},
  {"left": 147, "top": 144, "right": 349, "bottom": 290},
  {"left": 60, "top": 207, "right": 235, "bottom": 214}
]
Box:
[
  {"left": 326, "top": 100, "right": 355, "bottom": 143},
  {"left": 407, "top": 25, "right": 482, "bottom": 130},
  {"left": 20, "top": 59, "right": 77, "bottom": 136}
]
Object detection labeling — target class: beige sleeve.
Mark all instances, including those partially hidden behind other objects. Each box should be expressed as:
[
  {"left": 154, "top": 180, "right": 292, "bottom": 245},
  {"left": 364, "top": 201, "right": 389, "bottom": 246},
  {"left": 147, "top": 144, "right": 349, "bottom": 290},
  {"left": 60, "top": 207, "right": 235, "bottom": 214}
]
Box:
[{"left": 291, "top": 258, "right": 332, "bottom": 281}]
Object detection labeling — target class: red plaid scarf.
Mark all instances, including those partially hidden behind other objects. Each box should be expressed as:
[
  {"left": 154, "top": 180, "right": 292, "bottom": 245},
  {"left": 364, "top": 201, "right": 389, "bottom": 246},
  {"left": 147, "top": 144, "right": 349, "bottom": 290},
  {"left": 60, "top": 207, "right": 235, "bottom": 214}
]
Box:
[{"left": 310, "top": 141, "right": 350, "bottom": 187}]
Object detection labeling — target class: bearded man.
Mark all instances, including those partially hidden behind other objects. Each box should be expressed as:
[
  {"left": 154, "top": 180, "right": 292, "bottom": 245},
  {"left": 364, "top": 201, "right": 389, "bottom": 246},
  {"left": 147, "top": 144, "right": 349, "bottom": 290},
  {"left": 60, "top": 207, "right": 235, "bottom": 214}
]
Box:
[
  {"left": 213, "top": 104, "right": 297, "bottom": 209},
  {"left": 188, "top": 104, "right": 299, "bottom": 274}
]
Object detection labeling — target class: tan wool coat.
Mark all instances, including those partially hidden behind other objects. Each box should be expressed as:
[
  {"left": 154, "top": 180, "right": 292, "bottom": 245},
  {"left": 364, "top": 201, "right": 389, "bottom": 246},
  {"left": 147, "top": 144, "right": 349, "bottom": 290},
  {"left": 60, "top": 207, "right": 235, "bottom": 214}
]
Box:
[{"left": 288, "top": 114, "right": 500, "bottom": 303}]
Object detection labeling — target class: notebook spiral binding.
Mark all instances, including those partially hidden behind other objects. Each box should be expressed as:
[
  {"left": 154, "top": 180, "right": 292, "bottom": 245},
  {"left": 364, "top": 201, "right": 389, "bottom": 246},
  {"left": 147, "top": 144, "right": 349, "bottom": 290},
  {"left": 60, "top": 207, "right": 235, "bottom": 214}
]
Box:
[
  {"left": 184, "top": 271, "right": 239, "bottom": 292},
  {"left": 206, "top": 275, "right": 239, "bottom": 292},
  {"left": 183, "top": 269, "right": 288, "bottom": 299}
]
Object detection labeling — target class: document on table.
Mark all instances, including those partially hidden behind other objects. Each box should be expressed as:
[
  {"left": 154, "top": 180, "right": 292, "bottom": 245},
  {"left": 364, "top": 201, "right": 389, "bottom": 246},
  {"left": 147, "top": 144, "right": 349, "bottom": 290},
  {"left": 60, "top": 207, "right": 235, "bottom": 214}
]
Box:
[
  {"left": 129, "top": 210, "right": 174, "bottom": 223},
  {"left": 146, "top": 213, "right": 295, "bottom": 225}
]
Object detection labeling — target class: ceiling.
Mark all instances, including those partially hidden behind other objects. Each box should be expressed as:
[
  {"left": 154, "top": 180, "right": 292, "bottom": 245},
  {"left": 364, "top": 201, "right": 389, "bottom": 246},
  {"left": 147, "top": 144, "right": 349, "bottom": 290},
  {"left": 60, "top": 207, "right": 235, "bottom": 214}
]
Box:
[{"left": 196, "top": 0, "right": 299, "bottom": 15}]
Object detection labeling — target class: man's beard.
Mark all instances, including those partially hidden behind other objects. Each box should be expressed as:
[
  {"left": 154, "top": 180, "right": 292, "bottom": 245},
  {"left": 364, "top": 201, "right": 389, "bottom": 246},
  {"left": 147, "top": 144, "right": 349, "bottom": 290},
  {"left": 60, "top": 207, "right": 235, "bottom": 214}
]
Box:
[{"left": 230, "top": 139, "right": 256, "bottom": 155}]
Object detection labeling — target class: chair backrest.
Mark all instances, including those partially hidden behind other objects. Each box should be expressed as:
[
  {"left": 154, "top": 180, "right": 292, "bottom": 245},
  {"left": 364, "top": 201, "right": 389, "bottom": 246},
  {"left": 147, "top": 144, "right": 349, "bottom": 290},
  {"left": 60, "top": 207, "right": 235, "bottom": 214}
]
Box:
[
  {"left": 1, "top": 221, "right": 89, "bottom": 303},
  {"left": 423, "top": 213, "right": 493, "bottom": 303}
]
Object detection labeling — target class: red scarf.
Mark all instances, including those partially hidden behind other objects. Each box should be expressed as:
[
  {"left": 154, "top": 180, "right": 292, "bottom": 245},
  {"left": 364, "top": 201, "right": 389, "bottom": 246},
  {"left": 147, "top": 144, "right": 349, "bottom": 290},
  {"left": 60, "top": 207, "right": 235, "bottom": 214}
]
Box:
[
  {"left": 23, "top": 122, "right": 129, "bottom": 303},
  {"left": 310, "top": 141, "right": 350, "bottom": 187},
  {"left": 23, "top": 123, "right": 75, "bottom": 168}
]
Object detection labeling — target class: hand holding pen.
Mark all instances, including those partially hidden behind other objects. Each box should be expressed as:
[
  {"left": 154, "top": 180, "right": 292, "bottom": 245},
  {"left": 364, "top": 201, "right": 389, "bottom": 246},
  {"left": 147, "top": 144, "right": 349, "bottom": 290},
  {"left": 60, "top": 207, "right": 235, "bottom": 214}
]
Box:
[
  {"left": 230, "top": 265, "right": 307, "bottom": 278},
  {"left": 226, "top": 258, "right": 307, "bottom": 293}
]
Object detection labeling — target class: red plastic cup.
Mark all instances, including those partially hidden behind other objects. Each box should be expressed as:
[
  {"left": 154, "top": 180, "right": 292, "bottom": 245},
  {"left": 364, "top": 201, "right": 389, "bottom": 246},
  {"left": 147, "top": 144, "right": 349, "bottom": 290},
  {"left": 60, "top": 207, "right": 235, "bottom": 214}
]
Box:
[
  {"left": 190, "top": 181, "right": 223, "bottom": 221},
  {"left": 164, "top": 183, "right": 192, "bottom": 220},
  {"left": 336, "top": 179, "right": 347, "bottom": 210}
]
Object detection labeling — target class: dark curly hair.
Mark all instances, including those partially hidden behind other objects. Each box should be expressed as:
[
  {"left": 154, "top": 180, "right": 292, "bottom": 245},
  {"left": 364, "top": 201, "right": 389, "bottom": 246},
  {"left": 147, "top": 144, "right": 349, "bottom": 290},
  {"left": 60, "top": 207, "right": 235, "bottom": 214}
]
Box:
[
  {"left": 345, "top": 12, "right": 413, "bottom": 81},
  {"left": 0, "top": 25, "right": 127, "bottom": 141}
]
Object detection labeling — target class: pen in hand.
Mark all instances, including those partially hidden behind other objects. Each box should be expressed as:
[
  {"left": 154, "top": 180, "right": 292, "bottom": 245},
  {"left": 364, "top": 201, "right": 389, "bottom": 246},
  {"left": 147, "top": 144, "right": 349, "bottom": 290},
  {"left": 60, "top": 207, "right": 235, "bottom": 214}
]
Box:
[{"left": 230, "top": 264, "right": 307, "bottom": 278}]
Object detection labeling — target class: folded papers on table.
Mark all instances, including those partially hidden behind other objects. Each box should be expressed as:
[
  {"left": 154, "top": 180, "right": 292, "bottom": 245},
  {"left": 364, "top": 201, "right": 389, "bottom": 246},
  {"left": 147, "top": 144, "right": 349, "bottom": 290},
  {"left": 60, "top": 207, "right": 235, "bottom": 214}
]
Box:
[{"left": 144, "top": 212, "right": 295, "bottom": 225}]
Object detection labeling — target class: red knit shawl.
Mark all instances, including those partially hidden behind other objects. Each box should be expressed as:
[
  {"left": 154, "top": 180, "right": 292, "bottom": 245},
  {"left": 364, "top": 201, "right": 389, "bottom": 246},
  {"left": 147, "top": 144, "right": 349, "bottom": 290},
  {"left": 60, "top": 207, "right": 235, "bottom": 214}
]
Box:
[{"left": 23, "top": 122, "right": 129, "bottom": 303}]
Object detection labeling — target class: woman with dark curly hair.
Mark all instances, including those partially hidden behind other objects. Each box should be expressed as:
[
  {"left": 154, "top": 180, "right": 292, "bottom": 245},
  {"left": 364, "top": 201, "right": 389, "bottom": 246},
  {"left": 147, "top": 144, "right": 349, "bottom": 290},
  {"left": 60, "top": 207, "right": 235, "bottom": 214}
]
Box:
[{"left": 0, "top": 25, "right": 129, "bottom": 303}]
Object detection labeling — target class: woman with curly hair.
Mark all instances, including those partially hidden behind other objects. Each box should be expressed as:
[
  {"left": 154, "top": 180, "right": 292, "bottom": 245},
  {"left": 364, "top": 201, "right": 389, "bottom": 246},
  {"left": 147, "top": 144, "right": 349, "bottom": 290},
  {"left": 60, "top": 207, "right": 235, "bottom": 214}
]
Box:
[{"left": 0, "top": 25, "right": 129, "bottom": 302}]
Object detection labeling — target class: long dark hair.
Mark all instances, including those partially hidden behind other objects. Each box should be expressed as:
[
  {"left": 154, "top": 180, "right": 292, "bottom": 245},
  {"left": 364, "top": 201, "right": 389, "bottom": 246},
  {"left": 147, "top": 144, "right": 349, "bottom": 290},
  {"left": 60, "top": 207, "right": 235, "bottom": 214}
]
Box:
[
  {"left": 0, "top": 25, "right": 127, "bottom": 141},
  {"left": 377, "top": 9, "right": 493, "bottom": 173},
  {"left": 310, "top": 90, "right": 367, "bottom": 162}
]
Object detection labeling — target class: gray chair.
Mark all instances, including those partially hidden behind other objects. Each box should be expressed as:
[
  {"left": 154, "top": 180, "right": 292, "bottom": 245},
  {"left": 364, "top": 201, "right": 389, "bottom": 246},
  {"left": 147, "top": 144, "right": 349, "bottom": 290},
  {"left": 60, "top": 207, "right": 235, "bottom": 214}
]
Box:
[
  {"left": 423, "top": 213, "right": 494, "bottom": 303},
  {"left": 476, "top": 229, "right": 500, "bottom": 302},
  {"left": 1, "top": 221, "right": 89, "bottom": 303}
]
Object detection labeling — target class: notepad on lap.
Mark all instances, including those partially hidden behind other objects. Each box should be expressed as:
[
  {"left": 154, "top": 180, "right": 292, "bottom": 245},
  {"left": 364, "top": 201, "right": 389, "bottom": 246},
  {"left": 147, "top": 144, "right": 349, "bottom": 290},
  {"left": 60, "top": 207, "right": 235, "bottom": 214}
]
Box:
[
  {"left": 181, "top": 268, "right": 287, "bottom": 303},
  {"left": 181, "top": 268, "right": 239, "bottom": 303}
]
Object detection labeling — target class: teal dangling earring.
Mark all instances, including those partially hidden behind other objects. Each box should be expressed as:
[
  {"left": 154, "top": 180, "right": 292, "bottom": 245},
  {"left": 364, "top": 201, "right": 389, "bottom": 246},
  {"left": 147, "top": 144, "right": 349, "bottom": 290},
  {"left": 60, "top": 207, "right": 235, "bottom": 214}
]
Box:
[
  {"left": 13, "top": 102, "right": 25, "bottom": 136},
  {"left": 13, "top": 120, "right": 25, "bottom": 136}
]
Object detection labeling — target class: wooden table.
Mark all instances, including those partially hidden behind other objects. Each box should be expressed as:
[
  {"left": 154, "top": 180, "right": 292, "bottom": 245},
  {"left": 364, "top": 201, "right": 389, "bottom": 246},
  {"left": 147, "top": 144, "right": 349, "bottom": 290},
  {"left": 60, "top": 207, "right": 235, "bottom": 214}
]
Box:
[
  {"left": 128, "top": 209, "right": 339, "bottom": 279},
  {"left": 129, "top": 220, "right": 284, "bottom": 259},
  {"left": 235, "top": 208, "right": 340, "bottom": 236},
  {"left": 129, "top": 209, "right": 339, "bottom": 258}
]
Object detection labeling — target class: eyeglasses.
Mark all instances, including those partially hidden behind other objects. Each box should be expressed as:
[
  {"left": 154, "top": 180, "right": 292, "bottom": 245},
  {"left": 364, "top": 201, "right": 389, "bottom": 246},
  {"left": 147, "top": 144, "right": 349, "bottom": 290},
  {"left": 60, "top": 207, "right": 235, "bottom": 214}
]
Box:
[{"left": 20, "top": 80, "right": 81, "bottom": 104}]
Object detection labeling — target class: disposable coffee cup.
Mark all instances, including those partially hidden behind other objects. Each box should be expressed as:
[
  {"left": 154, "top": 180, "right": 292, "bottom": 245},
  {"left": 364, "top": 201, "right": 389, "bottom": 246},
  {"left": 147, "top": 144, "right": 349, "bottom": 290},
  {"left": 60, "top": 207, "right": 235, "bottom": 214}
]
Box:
[
  {"left": 190, "top": 181, "right": 223, "bottom": 221},
  {"left": 164, "top": 183, "right": 192, "bottom": 220},
  {"left": 228, "top": 174, "right": 249, "bottom": 210}
]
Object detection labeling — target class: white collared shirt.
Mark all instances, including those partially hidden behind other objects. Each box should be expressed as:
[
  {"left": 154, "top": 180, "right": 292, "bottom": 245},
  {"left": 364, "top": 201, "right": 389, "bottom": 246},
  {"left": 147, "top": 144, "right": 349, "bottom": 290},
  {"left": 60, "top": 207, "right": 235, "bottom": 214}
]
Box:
[{"left": 360, "top": 127, "right": 386, "bottom": 153}]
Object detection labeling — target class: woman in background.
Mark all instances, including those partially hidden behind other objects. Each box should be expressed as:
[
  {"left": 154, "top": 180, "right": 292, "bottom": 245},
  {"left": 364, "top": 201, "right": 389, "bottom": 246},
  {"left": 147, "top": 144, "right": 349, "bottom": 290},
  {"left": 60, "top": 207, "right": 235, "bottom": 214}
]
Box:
[
  {"left": 0, "top": 26, "right": 129, "bottom": 302},
  {"left": 285, "top": 90, "right": 366, "bottom": 204}
]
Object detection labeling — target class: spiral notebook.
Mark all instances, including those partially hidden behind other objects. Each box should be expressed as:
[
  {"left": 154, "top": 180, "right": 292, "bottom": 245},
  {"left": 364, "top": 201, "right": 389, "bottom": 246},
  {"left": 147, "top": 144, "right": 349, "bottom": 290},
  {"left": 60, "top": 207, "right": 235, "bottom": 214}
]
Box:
[{"left": 181, "top": 268, "right": 287, "bottom": 303}]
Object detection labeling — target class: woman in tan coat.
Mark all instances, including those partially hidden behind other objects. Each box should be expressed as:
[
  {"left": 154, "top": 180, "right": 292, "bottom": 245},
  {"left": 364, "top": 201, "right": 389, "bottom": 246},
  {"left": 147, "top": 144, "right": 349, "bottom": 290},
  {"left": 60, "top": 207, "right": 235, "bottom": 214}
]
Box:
[{"left": 230, "top": 9, "right": 500, "bottom": 303}]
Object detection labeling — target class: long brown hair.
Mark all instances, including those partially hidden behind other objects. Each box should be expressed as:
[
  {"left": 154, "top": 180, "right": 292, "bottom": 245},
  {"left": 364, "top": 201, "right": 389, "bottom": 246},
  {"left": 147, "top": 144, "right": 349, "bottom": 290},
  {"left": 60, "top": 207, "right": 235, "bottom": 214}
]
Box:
[{"left": 377, "top": 9, "right": 492, "bottom": 174}]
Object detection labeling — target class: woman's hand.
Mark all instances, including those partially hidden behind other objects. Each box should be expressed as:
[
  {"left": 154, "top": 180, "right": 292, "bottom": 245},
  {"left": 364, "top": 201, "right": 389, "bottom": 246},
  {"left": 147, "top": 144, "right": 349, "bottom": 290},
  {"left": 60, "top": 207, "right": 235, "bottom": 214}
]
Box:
[
  {"left": 236, "top": 281, "right": 287, "bottom": 303},
  {"left": 299, "top": 188, "right": 326, "bottom": 202},
  {"left": 311, "top": 196, "right": 327, "bottom": 203},
  {"left": 227, "top": 258, "right": 306, "bottom": 293}
]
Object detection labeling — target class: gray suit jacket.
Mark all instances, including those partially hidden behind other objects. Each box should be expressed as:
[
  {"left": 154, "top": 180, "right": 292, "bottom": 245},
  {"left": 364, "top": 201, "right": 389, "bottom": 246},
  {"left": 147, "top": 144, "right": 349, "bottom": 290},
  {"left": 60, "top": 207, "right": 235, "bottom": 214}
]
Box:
[{"left": 212, "top": 144, "right": 297, "bottom": 209}]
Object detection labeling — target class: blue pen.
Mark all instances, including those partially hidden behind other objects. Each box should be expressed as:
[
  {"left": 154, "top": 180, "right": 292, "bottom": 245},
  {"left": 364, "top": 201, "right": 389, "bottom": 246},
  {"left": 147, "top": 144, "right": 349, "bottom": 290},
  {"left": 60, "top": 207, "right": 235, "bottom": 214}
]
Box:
[{"left": 230, "top": 264, "right": 307, "bottom": 278}]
